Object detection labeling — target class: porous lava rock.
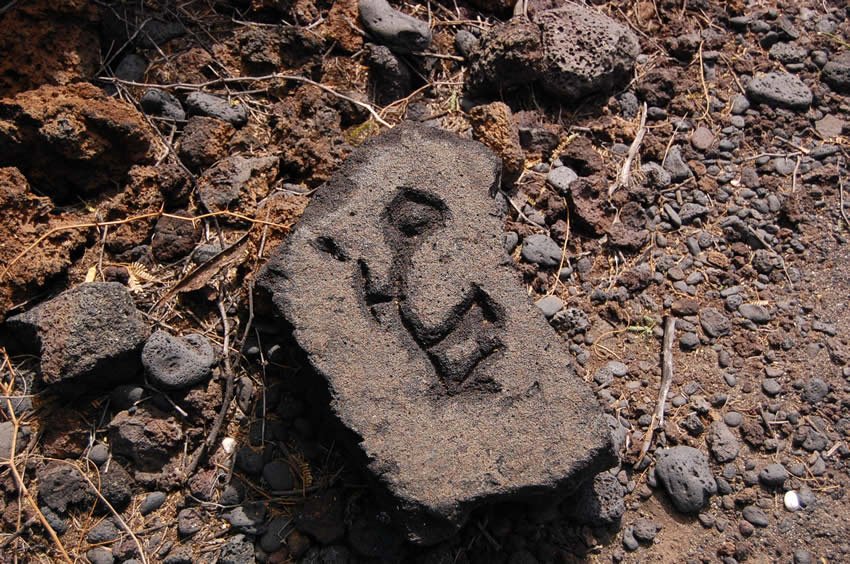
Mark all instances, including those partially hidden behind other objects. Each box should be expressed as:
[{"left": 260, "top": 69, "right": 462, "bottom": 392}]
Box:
[
  {"left": 467, "top": 2, "right": 639, "bottom": 100},
  {"left": 0, "top": 83, "right": 157, "bottom": 202},
  {"left": 0, "top": 0, "right": 100, "bottom": 97},
  {"left": 258, "top": 124, "right": 615, "bottom": 543},
  {"left": 6, "top": 282, "right": 149, "bottom": 385}
]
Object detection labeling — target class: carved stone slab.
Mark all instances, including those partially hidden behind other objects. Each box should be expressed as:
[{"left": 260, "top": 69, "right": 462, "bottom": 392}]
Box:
[{"left": 258, "top": 124, "right": 614, "bottom": 543}]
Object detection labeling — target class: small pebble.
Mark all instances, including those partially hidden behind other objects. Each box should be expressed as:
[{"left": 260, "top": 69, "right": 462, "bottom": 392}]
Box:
[{"left": 784, "top": 490, "right": 801, "bottom": 512}]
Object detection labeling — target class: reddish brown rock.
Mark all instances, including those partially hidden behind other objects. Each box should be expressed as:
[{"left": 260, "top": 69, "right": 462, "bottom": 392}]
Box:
[
  {"left": 0, "top": 168, "right": 91, "bottom": 320},
  {"left": 0, "top": 1, "right": 100, "bottom": 97},
  {"left": 0, "top": 83, "right": 158, "bottom": 202}
]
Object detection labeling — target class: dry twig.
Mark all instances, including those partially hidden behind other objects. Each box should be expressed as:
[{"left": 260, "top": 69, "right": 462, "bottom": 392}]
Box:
[
  {"left": 1, "top": 350, "right": 72, "bottom": 562},
  {"left": 610, "top": 102, "right": 648, "bottom": 197},
  {"left": 635, "top": 316, "right": 675, "bottom": 467}
]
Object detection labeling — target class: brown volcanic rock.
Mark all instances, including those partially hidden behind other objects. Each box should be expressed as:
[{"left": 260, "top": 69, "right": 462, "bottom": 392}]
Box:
[
  {"left": 0, "top": 167, "right": 91, "bottom": 320},
  {"left": 258, "top": 124, "right": 615, "bottom": 543},
  {"left": 0, "top": 1, "right": 100, "bottom": 97},
  {"left": 0, "top": 83, "right": 158, "bottom": 203}
]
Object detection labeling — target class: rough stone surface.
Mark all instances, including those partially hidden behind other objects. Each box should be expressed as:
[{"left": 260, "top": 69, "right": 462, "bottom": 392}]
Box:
[
  {"left": 535, "top": 4, "right": 640, "bottom": 100},
  {"left": 6, "top": 283, "right": 149, "bottom": 385},
  {"left": 107, "top": 406, "right": 183, "bottom": 471},
  {"left": 142, "top": 330, "right": 216, "bottom": 390},
  {"left": 197, "top": 155, "right": 279, "bottom": 217},
  {"left": 364, "top": 43, "right": 412, "bottom": 105},
  {"left": 0, "top": 83, "right": 157, "bottom": 202},
  {"left": 745, "top": 72, "right": 812, "bottom": 110},
  {"left": 468, "top": 102, "right": 524, "bottom": 181},
  {"left": 654, "top": 446, "right": 717, "bottom": 514},
  {"left": 178, "top": 116, "right": 235, "bottom": 171},
  {"left": 0, "top": 1, "right": 100, "bottom": 97},
  {"left": 185, "top": 92, "right": 248, "bottom": 126},
  {"left": 466, "top": 3, "right": 639, "bottom": 101},
  {"left": 706, "top": 421, "right": 740, "bottom": 463},
  {"left": 258, "top": 124, "right": 614, "bottom": 543},
  {"left": 359, "top": 0, "right": 431, "bottom": 54},
  {"left": 822, "top": 51, "right": 850, "bottom": 93},
  {"left": 37, "top": 462, "right": 94, "bottom": 513},
  {"left": 466, "top": 20, "right": 545, "bottom": 95},
  {"left": 561, "top": 471, "right": 625, "bottom": 526}
]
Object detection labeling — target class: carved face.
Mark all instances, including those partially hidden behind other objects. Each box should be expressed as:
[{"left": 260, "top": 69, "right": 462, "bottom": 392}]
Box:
[{"left": 318, "top": 185, "right": 506, "bottom": 395}]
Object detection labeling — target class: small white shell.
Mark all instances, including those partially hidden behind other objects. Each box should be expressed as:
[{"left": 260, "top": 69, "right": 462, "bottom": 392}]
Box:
[
  {"left": 222, "top": 437, "right": 237, "bottom": 454},
  {"left": 784, "top": 490, "right": 801, "bottom": 512}
]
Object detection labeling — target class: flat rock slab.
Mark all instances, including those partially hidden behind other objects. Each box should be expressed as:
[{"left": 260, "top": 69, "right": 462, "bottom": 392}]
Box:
[{"left": 259, "top": 124, "right": 614, "bottom": 543}]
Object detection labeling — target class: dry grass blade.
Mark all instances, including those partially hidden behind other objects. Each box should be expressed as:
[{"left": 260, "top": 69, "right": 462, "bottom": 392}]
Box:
[
  {"left": 610, "top": 102, "right": 648, "bottom": 197},
  {"left": 1, "top": 210, "right": 289, "bottom": 282},
  {"left": 1, "top": 350, "right": 72, "bottom": 563}
]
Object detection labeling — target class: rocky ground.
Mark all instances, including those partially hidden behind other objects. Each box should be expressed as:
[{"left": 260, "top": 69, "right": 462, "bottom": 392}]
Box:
[{"left": 0, "top": 0, "right": 849, "bottom": 563}]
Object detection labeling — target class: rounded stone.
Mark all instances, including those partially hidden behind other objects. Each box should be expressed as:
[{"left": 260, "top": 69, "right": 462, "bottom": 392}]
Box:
[
  {"left": 142, "top": 330, "right": 215, "bottom": 390},
  {"left": 521, "top": 234, "right": 563, "bottom": 267}
]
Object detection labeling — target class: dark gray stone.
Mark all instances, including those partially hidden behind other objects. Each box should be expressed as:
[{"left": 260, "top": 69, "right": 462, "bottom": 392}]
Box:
[
  {"left": 86, "top": 547, "right": 115, "bottom": 564},
  {"left": 822, "top": 51, "right": 850, "bottom": 93},
  {"left": 739, "top": 303, "right": 771, "bottom": 324},
  {"left": 562, "top": 471, "right": 625, "bottom": 527},
  {"left": 87, "top": 519, "right": 119, "bottom": 543},
  {"left": 632, "top": 518, "right": 658, "bottom": 542},
  {"left": 759, "top": 463, "right": 788, "bottom": 487},
  {"left": 185, "top": 92, "right": 248, "bottom": 126},
  {"left": 114, "top": 54, "right": 147, "bottom": 82},
  {"left": 6, "top": 283, "right": 148, "bottom": 385},
  {"left": 140, "top": 491, "right": 167, "bottom": 515},
  {"left": 742, "top": 505, "right": 769, "bottom": 527},
  {"left": 263, "top": 459, "right": 295, "bottom": 491},
  {"left": 663, "top": 146, "right": 692, "bottom": 182},
  {"left": 534, "top": 295, "right": 564, "bottom": 318},
  {"left": 364, "top": 43, "right": 412, "bottom": 105},
  {"left": 535, "top": 4, "right": 640, "bottom": 100},
  {"left": 359, "top": 0, "right": 431, "bottom": 54},
  {"left": 706, "top": 421, "right": 739, "bottom": 462},
  {"left": 37, "top": 462, "right": 94, "bottom": 513},
  {"left": 522, "top": 234, "right": 563, "bottom": 267},
  {"left": 546, "top": 165, "right": 578, "bottom": 194},
  {"left": 220, "top": 534, "right": 256, "bottom": 564},
  {"left": 257, "top": 124, "right": 614, "bottom": 544},
  {"left": 177, "top": 508, "right": 203, "bottom": 537},
  {"left": 745, "top": 72, "right": 812, "bottom": 110},
  {"left": 140, "top": 88, "right": 185, "bottom": 121},
  {"left": 226, "top": 502, "right": 267, "bottom": 534},
  {"left": 142, "top": 330, "right": 215, "bottom": 390},
  {"left": 454, "top": 30, "right": 479, "bottom": 59},
  {"left": 654, "top": 446, "right": 717, "bottom": 514},
  {"left": 99, "top": 461, "right": 133, "bottom": 512},
  {"left": 700, "top": 308, "right": 730, "bottom": 338},
  {"left": 196, "top": 155, "right": 278, "bottom": 214},
  {"left": 260, "top": 516, "right": 290, "bottom": 553},
  {"left": 87, "top": 442, "right": 109, "bottom": 466},
  {"left": 801, "top": 377, "right": 829, "bottom": 404}
]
